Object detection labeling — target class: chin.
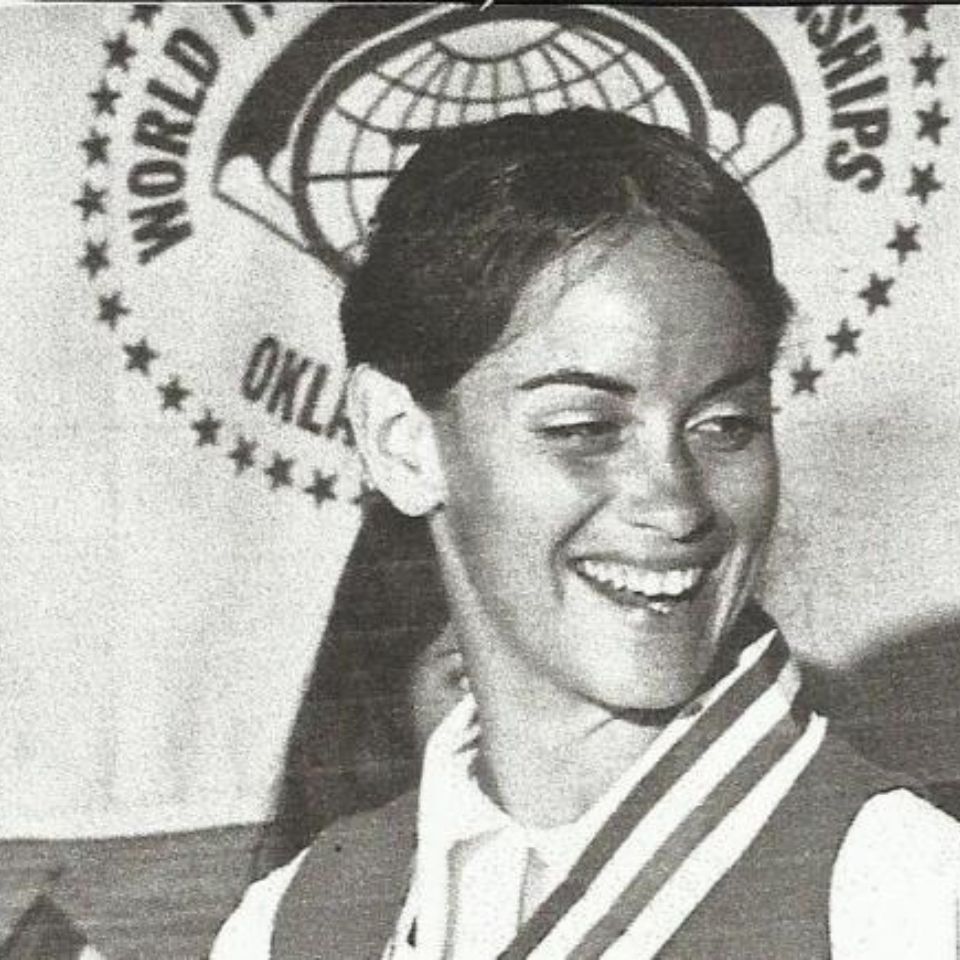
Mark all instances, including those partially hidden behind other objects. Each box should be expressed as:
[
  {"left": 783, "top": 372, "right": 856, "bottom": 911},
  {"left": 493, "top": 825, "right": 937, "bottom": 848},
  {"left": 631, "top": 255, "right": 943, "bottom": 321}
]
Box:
[
  {"left": 590, "top": 657, "right": 707, "bottom": 715},
  {"left": 635, "top": 676, "right": 703, "bottom": 712}
]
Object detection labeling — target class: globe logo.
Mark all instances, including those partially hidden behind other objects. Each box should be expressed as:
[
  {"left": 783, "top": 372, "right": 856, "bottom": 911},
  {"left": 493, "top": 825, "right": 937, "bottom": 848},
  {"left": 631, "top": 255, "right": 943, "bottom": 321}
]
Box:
[{"left": 216, "top": 6, "right": 803, "bottom": 278}]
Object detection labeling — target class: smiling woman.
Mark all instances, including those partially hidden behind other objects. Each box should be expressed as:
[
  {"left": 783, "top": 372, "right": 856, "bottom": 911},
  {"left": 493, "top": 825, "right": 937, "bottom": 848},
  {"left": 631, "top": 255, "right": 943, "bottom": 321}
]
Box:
[
  {"left": 212, "top": 110, "right": 960, "bottom": 959},
  {"left": 421, "top": 227, "right": 778, "bottom": 746}
]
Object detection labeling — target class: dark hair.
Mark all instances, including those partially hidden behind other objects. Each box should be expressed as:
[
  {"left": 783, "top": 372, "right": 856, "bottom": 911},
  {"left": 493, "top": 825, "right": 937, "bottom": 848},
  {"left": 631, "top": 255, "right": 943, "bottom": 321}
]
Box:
[
  {"left": 342, "top": 107, "right": 789, "bottom": 405},
  {"left": 256, "top": 109, "right": 790, "bottom": 875},
  {"left": 253, "top": 498, "right": 445, "bottom": 876}
]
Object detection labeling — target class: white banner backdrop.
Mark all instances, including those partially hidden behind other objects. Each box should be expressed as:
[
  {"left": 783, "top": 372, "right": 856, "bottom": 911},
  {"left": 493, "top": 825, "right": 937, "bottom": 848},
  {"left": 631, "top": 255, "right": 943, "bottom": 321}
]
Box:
[{"left": 0, "top": 3, "right": 959, "bottom": 839}]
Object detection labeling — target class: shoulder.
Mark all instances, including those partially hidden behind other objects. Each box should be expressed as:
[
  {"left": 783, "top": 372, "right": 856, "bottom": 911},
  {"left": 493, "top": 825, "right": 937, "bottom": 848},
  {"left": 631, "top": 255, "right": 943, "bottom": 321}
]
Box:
[
  {"left": 209, "top": 849, "right": 310, "bottom": 960},
  {"left": 837, "top": 787, "right": 960, "bottom": 884},
  {"left": 807, "top": 730, "right": 960, "bottom": 881},
  {"left": 209, "top": 792, "right": 418, "bottom": 960},
  {"left": 285, "top": 788, "right": 419, "bottom": 893},
  {"left": 831, "top": 788, "right": 960, "bottom": 958},
  {"left": 274, "top": 790, "right": 418, "bottom": 916},
  {"left": 271, "top": 791, "right": 419, "bottom": 959}
]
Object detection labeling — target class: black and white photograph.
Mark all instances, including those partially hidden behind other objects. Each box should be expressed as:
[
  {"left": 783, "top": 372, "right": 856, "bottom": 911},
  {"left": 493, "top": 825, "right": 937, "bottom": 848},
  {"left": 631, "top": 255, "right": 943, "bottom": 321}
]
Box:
[{"left": 2, "top": 4, "right": 960, "bottom": 958}]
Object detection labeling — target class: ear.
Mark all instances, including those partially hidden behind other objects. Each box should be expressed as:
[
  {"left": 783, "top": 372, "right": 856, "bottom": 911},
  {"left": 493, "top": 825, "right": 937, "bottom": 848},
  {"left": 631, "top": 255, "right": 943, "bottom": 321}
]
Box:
[{"left": 346, "top": 364, "right": 446, "bottom": 517}]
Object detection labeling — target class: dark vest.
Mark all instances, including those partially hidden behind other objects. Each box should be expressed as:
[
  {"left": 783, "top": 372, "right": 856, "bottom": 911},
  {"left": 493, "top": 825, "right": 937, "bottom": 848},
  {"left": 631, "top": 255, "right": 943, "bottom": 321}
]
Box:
[{"left": 272, "top": 732, "right": 913, "bottom": 959}]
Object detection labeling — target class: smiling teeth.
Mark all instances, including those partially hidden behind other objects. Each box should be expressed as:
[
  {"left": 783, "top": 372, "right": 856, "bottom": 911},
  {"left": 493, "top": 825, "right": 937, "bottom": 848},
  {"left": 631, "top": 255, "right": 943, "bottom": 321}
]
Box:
[{"left": 578, "top": 560, "right": 703, "bottom": 597}]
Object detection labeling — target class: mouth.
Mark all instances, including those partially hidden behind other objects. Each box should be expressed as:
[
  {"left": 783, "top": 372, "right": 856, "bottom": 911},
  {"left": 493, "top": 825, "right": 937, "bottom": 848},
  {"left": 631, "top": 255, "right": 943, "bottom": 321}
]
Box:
[{"left": 573, "top": 558, "right": 709, "bottom": 615}]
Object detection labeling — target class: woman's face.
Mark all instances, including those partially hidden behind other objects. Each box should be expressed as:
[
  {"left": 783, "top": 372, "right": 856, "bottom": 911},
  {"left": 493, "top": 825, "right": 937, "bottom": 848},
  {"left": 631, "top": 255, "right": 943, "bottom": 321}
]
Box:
[{"left": 428, "top": 226, "right": 779, "bottom": 715}]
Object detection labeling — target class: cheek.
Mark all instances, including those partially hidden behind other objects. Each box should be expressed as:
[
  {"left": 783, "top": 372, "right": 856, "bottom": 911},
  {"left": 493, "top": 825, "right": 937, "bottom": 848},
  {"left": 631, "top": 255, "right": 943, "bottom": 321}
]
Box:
[
  {"left": 439, "top": 435, "right": 533, "bottom": 576},
  {"left": 440, "top": 432, "right": 596, "bottom": 578},
  {"left": 708, "top": 446, "right": 780, "bottom": 547}
]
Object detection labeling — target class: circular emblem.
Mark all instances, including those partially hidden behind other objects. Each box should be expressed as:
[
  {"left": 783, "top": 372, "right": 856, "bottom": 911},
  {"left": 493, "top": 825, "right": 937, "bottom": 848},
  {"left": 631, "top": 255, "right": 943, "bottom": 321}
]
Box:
[{"left": 75, "top": 4, "right": 949, "bottom": 510}]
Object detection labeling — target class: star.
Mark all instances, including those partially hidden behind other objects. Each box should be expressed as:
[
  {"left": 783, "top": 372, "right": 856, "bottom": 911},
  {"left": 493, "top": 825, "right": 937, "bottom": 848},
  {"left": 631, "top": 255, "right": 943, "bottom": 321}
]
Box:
[
  {"left": 157, "top": 376, "right": 190, "bottom": 412},
  {"left": 265, "top": 453, "right": 295, "bottom": 490},
  {"left": 911, "top": 42, "right": 946, "bottom": 87},
  {"left": 97, "top": 291, "right": 129, "bottom": 329},
  {"left": 790, "top": 357, "right": 822, "bottom": 395},
  {"left": 826, "top": 319, "right": 862, "bottom": 358},
  {"left": 104, "top": 31, "right": 137, "bottom": 71},
  {"left": 130, "top": 5, "right": 162, "bottom": 27},
  {"left": 123, "top": 337, "right": 158, "bottom": 375},
  {"left": 886, "top": 222, "right": 921, "bottom": 264},
  {"left": 228, "top": 436, "right": 258, "bottom": 475},
  {"left": 858, "top": 273, "right": 894, "bottom": 314},
  {"left": 78, "top": 239, "right": 109, "bottom": 279},
  {"left": 906, "top": 162, "right": 943, "bottom": 205},
  {"left": 898, "top": 4, "right": 930, "bottom": 33},
  {"left": 88, "top": 78, "right": 121, "bottom": 117},
  {"left": 304, "top": 471, "right": 336, "bottom": 506},
  {"left": 917, "top": 100, "right": 950, "bottom": 145},
  {"left": 73, "top": 182, "right": 106, "bottom": 221},
  {"left": 79, "top": 128, "right": 109, "bottom": 167},
  {"left": 191, "top": 409, "right": 223, "bottom": 446}
]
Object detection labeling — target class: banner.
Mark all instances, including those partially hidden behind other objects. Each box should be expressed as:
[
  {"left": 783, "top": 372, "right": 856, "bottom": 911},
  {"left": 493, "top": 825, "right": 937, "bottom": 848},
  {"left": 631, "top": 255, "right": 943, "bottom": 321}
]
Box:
[{"left": 2, "top": 0, "right": 960, "bottom": 845}]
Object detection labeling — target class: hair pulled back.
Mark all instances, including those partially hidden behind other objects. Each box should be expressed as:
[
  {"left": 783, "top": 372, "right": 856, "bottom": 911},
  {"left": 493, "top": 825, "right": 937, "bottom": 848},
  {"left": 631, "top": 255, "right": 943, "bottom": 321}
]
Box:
[{"left": 342, "top": 107, "right": 789, "bottom": 405}]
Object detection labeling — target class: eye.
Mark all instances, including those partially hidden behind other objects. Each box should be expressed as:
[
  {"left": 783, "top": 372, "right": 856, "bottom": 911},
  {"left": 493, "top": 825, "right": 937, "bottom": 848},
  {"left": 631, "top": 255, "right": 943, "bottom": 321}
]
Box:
[
  {"left": 688, "top": 414, "right": 765, "bottom": 453},
  {"left": 536, "top": 416, "right": 626, "bottom": 454}
]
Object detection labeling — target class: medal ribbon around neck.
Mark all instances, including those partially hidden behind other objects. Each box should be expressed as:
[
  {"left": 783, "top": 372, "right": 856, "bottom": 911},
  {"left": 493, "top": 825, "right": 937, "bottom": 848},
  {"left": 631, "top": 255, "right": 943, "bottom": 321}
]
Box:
[{"left": 496, "top": 630, "right": 813, "bottom": 959}]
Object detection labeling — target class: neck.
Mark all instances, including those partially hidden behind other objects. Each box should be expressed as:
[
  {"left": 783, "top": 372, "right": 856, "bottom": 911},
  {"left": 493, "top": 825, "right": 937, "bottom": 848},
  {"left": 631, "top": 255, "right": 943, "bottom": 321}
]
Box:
[
  {"left": 452, "top": 624, "right": 678, "bottom": 827},
  {"left": 474, "top": 694, "right": 669, "bottom": 828},
  {"left": 428, "top": 527, "right": 757, "bottom": 827}
]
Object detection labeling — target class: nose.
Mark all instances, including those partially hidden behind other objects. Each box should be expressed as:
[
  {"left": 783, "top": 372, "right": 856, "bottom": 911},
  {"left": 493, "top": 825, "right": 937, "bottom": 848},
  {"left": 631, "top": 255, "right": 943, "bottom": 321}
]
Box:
[{"left": 614, "top": 436, "right": 716, "bottom": 543}]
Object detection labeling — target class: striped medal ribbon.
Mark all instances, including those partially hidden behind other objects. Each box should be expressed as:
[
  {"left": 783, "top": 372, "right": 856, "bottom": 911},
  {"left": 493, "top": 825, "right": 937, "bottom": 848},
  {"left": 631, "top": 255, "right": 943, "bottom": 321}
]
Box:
[{"left": 496, "top": 631, "right": 818, "bottom": 960}]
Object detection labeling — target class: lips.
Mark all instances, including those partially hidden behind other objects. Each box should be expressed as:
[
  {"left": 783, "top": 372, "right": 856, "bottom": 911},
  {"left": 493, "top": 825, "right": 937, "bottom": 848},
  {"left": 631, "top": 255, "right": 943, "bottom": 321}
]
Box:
[{"left": 573, "top": 557, "right": 708, "bottom": 614}]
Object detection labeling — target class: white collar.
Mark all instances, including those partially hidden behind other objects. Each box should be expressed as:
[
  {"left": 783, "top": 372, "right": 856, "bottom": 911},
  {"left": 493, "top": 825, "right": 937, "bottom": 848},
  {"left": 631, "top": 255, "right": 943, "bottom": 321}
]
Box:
[{"left": 416, "top": 628, "right": 790, "bottom": 869}]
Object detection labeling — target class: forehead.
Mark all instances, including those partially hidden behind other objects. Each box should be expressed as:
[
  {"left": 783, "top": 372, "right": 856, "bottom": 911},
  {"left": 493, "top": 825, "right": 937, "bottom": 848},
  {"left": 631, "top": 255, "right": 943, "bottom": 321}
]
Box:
[{"left": 465, "top": 226, "right": 769, "bottom": 390}]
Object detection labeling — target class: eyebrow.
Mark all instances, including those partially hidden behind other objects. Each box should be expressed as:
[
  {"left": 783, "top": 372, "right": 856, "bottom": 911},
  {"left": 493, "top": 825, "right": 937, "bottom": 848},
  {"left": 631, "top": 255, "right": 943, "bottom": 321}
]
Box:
[
  {"left": 697, "top": 365, "right": 771, "bottom": 403},
  {"left": 517, "top": 364, "right": 769, "bottom": 399},
  {"left": 518, "top": 368, "right": 636, "bottom": 396}
]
